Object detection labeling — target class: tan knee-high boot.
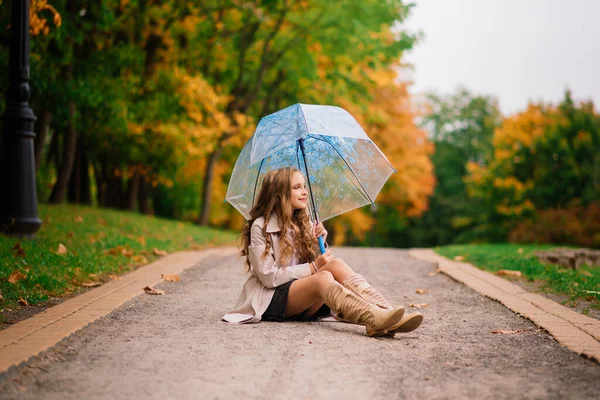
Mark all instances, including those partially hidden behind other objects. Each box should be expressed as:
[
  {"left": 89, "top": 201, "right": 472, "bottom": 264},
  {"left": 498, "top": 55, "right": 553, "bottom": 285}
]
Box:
[
  {"left": 343, "top": 274, "right": 423, "bottom": 335},
  {"left": 324, "top": 281, "right": 405, "bottom": 337}
]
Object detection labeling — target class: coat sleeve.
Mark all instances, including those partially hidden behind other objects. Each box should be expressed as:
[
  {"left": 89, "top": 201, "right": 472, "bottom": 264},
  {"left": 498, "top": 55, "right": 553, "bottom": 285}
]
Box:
[{"left": 248, "top": 223, "right": 312, "bottom": 289}]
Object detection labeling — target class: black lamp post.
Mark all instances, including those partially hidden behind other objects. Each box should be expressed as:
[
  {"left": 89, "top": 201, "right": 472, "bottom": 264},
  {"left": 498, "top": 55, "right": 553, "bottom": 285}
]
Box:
[{"left": 0, "top": 0, "right": 41, "bottom": 236}]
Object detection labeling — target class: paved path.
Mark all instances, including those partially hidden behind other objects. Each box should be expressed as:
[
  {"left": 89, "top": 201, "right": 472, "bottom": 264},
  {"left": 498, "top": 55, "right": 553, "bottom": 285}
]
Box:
[{"left": 1, "top": 247, "right": 599, "bottom": 399}]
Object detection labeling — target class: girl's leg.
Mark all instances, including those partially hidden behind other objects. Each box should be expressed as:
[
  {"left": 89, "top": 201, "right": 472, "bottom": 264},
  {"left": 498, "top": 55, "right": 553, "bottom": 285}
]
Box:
[
  {"left": 288, "top": 271, "right": 407, "bottom": 337},
  {"left": 285, "top": 270, "right": 334, "bottom": 317},
  {"left": 318, "top": 257, "right": 355, "bottom": 282}
]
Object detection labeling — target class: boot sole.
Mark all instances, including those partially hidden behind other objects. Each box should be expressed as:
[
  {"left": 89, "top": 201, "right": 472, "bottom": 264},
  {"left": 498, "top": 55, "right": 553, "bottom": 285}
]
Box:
[
  {"left": 387, "top": 314, "right": 424, "bottom": 336},
  {"left": 366, "top": 307, "right": 405, "bottom": 337}
]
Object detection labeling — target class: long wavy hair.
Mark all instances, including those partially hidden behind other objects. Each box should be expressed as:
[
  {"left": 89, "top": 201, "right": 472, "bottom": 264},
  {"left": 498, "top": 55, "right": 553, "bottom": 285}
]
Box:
[{"left": 240, "top": 167, "right": 316, "bottom": 272}]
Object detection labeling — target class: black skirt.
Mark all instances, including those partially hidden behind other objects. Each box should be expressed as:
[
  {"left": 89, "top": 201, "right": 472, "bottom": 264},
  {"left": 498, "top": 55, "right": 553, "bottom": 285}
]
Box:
[{"left": 261, "top": 280, "right": 331, "bottom": 322}]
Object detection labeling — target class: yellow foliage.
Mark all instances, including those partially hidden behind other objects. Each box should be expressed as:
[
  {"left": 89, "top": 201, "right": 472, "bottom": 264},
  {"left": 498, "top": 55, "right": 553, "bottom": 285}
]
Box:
[
  {"left": 492, "top": 104, "right": 553, "bottom": 159},
  {"left": 329, "top": 209, "right": 375, "bottom": 246},
  {"left": 30, "top": 0, "right": 61, "bottom": 36}
]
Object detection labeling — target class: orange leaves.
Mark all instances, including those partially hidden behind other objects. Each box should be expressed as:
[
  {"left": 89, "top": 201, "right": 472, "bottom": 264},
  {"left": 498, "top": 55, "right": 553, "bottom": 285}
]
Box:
[
  {"left": 153, "top": 248, "right": 168, "bottom": 257},
  {"left": 105, "top": 245, "right": 133, "bottom": 257},
  {"left": 30, "top": 0, "right": 62, "bottom": 36},
  {"left": 491, "top": 329, "right": 531, "bottom": 334},
  {"left": 356, "top": 67, "right": 435, "bottom": 219},
  {"left": 162, "top": 274, "right": 180, "bottom": 282},
  {"left": 8, "top": 270, "right": 27, "bottom": 284},
  {"left": 492, "top": 104, "right": 551, "bottom": 153},
  {"left": 496, "top": 270, "right": 523, "bottom": 278},
  {"left": 56, "top": 244, "right": 68, "bottom": 255},
  {"left": 409, "top": 303, "right": 429, "bottom": 308},
  {"left": 12, "top": 242, "right": 26, "bottom": 258}
]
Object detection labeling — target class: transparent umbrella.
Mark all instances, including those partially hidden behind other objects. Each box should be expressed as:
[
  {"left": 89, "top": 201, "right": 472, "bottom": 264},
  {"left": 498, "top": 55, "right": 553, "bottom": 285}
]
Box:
[{"left": 226, "top": 103, "right": 395, "bottom": 253}]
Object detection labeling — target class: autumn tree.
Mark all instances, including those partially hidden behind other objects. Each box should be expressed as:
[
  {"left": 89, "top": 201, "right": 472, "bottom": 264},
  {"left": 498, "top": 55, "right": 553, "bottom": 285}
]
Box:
[{"left": 465, "top": 90, "right": 600, "bottom": 242}]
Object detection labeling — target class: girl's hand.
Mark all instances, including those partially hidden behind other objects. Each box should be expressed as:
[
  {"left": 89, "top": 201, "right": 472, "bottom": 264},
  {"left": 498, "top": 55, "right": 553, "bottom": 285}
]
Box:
[
  {"left": 315, "top": 249, "right": 333, "bottom": 269},
  {"left": 314, "top": 221, "right": 328, "bottom": 243}
]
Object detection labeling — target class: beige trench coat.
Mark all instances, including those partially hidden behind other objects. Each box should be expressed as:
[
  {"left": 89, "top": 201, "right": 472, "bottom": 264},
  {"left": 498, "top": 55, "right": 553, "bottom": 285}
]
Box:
[{"left": 222, "top": 214, "right": 316, "bottom": 324}]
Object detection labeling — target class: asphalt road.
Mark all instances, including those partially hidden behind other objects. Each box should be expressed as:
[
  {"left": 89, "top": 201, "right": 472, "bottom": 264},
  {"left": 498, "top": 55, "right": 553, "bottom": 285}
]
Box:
[{"left": 1, "top": 247, "right": 599, "bottom": 399}]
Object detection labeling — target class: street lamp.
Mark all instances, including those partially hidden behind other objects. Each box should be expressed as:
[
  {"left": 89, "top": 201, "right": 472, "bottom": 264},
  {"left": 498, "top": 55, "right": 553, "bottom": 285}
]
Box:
[{"left": 0, "top": 0, "right": 42, "bottom": 236}]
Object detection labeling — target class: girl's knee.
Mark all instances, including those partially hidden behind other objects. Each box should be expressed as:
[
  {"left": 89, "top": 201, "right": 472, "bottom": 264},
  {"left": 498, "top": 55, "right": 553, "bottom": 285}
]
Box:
[
  {"left": 314, "top": 270, "right": 334, "bottom": 296},
  {"left": 327, "top": 258, "right": 353, "bottom": 274}
]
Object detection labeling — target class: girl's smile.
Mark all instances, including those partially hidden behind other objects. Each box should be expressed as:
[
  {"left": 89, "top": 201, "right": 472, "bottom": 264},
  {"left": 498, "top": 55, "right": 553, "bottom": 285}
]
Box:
[{"left": 291, "top": 172, "right": 309, "bottom": 210}]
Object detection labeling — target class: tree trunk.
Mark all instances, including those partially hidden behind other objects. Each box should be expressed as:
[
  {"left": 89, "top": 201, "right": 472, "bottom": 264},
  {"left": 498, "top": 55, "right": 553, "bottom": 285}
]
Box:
[
  {"left": 126, "top": 172, "right": 141, "bottom": 210},
  {"left": 199, "top": 148, "right": 222, "bottom": 225},
  {"left": 104, "top": 172, "right": 125, "bottom": 209},
  {"left": 93, "top": 161, "right": 104, "bottom": 206},
  {"left": 48, "top": 84, "right": 78, "bottom": 204},
  {"left": 138, "top": 175, "right": 151, "bottom": 214},
  {"left": 67, "top": 137, "right": 82, "bottom": 203},
  {"left": 80, "top": 146, "right": 91, "bottom": 204},
  {"left": 67, "top": 138, "right": 91, "bottom": 204},
  {"left": 34, "top": 110, "right": 51, "bottom": 170}
]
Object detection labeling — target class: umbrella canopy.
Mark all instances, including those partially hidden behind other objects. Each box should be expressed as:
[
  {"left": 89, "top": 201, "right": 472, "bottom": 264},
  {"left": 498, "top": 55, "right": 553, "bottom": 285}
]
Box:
[{"left": 226, "top": 103, "right": 395, "bottom": 222}]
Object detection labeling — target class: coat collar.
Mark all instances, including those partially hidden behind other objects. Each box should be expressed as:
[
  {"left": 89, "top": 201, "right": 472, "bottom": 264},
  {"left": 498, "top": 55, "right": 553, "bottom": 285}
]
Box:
[{"left": 265, "top": 213, "right": 281, "bottom": 233}]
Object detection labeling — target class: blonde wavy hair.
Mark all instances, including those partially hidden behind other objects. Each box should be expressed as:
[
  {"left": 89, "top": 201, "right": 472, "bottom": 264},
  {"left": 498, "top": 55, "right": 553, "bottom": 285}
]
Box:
[{"left": 240, "top": 167, "right": 316, "bottom": 272}]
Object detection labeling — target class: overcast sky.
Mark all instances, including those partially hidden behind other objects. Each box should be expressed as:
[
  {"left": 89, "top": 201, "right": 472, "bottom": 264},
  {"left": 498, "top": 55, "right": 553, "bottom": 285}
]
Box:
[{"left": 402, "top": 0, "right": 600, "bottom": 114}]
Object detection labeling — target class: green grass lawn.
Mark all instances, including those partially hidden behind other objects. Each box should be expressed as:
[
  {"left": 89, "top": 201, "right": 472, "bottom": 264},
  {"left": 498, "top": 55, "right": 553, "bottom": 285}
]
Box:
[
  {"left": 0, "top": 204, "right": 238, "bottom": 316},
  {"left": 435, "top": 244, "right": 600, "bottom": 311}
]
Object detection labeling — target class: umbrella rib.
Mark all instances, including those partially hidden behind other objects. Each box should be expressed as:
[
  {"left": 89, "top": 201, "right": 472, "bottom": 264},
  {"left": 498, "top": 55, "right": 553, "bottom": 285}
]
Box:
[
  {"left": 252, "top": 158, "right": 266, "bottom": 208},
  {"left": 310, "top": 135, "right": 375, "bottom": 205}
]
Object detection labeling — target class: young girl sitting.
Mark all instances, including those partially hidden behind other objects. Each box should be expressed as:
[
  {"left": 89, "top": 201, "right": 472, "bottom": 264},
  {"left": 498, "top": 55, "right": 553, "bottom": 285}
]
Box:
[{"left": 222, "top": 167, "right": 423, "bottom": 337}]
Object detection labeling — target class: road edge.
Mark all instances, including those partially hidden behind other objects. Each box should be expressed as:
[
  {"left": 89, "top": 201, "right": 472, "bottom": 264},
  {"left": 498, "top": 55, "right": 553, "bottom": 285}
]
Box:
[
  {"left": 409, "top": 248, "right": 600, "bottom": 363},
  {"left": 0, "top": 247, "right": 238, "bottom": 380}
]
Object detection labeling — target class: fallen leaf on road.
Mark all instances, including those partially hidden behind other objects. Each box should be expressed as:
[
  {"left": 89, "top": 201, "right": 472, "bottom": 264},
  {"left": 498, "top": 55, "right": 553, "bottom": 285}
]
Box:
[
  {"left": 162, "top": 274, "right": 181, "bottom": 283},
  {"left": 75, "top": 216, "right": 83, "bottom": 223},
  {"left": 18, "top": 297, "right": 29, "bottom": 306},
  {"left": 491, "top": 329, "right": 530, "bottom": 334},
  {"left": 82, "top": 282, "right": 102, "bottom": 288},
  {"left": 153, "top": 248, "right": 168, "bottom": 257},
  {"left": 496, "top": 269, "right": 522, "bottom": 277},
  {"left": 108, "top": 274, "right": 121, "bottom": 280},
  {"left": 415, "top": 289, "right": 428, "bottom": 294},
  {"left": 56, "top": 243, "right": 68, "bottom": 255},
  {"left": 427, "top": 268, "right": 441, "bottom": 277},
  {"left": 409, "top": 303, "right": 429, "bottom": 308},
  {"left": 8, "top": 270, "right": 26, "bottom": 284},
  {"left": 454, "top": 256, "right": 464, "bottom": 261},
  {"left": 144, "top": 286, "right": 164, "bottom": 295}
]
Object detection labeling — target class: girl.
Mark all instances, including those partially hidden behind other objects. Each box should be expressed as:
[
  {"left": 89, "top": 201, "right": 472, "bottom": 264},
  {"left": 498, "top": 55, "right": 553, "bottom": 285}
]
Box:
[{"left": 222, "top": 167, "right": 423, "bottom": 337}]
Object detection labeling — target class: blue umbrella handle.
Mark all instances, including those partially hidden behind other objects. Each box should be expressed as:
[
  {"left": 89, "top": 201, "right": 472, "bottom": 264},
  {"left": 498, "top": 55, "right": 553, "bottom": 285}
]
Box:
[{"left": 318, "top": 236, "right": 326, "bottom": 254}]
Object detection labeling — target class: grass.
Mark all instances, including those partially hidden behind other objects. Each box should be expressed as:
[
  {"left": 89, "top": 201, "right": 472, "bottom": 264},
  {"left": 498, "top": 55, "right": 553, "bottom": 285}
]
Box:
[
  {"left": 435, "top": 244, "right": 600, "bottom": 311},
  {"left": 0, "top": 204, "right": 238, "bottom": 317}
]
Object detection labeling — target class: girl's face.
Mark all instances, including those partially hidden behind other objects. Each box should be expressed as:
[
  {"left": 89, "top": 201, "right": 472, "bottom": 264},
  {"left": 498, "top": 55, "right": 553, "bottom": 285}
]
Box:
[{"left": 290, "top": 172, "right": 308, "bottom": 210}]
